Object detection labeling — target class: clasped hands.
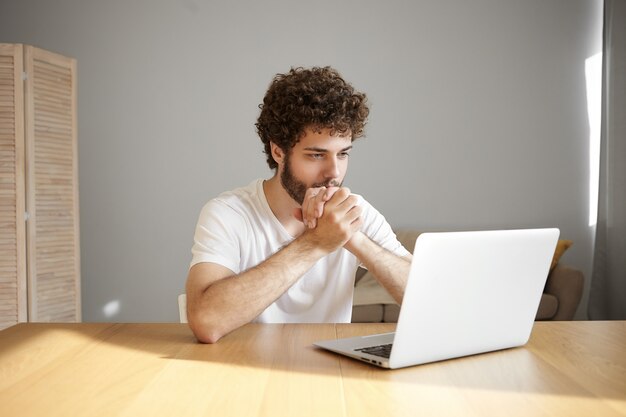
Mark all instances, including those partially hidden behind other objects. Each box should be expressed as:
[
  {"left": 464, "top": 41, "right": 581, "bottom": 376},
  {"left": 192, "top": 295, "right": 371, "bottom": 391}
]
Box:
[{"left": 293, "top": 186, "right": 364, "bottom": 252}]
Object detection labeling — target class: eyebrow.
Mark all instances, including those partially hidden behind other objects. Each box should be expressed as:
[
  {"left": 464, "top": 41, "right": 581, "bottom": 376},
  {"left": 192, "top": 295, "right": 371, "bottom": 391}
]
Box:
[{"left": 303, "top": 146, "right": 353, "bottom": 153}]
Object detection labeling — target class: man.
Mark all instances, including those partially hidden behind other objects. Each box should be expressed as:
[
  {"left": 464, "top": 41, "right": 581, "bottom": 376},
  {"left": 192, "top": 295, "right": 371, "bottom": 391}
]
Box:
[{"left": 186, "top": 67, "right": 411, "bottom": 343}]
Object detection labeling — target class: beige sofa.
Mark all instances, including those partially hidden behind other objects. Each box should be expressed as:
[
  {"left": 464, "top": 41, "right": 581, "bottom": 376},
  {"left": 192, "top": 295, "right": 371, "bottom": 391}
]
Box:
[{"left": 352, "top": 229, "right": 584, "bottom": 322}]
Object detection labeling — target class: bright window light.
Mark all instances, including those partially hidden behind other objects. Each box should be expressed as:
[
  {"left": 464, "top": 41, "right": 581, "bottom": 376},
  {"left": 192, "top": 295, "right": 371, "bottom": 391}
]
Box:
[{"left": 586, "top": 52, "right": 602, "bottom": 227}]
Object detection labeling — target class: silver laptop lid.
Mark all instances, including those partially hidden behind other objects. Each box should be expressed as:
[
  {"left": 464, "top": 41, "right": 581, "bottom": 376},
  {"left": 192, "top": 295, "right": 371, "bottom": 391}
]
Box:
[{"left": 389, "top": 228, "right": 559, "bottom": 369}]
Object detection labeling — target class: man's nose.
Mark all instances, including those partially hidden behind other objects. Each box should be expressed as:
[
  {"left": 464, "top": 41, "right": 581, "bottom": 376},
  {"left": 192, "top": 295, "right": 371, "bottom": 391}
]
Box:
[{"left": 323, "top": 157, "right": 341, "bottom": 179}]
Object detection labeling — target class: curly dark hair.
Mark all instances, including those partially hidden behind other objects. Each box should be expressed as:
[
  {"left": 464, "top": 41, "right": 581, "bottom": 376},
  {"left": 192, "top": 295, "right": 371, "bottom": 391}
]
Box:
[{"left": 255, "top": 66, "right": 369, "bottom": 170}]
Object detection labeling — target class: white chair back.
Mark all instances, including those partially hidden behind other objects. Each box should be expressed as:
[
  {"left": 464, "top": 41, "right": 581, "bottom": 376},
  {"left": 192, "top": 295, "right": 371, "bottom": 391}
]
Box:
[{"left": 178, "top": 294, "right": 187, "bottom": 323}]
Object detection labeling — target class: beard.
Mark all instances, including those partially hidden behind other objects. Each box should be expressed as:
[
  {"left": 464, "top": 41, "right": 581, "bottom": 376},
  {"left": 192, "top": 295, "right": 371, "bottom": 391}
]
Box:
[{"left": 280, "top": 152, "right": 342, "bottom": 205}]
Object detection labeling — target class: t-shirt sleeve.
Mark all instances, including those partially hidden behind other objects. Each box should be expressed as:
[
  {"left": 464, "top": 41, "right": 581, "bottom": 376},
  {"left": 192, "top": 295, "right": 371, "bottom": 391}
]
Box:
[
  {"left": 189, "top": 199, "right": 245, "bottom": 273},
  {"left": 358, "top": 196, "right": 411, "bottom": 259}
]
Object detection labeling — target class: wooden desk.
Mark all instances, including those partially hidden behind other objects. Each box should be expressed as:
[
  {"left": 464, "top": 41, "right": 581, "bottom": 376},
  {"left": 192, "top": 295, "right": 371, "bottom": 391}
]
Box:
[{"left": 0, "top": 322, "right": 624, "bottom": 416}]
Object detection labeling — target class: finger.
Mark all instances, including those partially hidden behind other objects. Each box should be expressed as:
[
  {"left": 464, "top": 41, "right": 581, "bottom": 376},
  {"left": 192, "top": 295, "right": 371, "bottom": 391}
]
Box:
[
  {"left": 323, "top": 186, "right": 340, "bottom": 202},
  {"left": 324, "top": 187, "right": 352, "bottom": 209},
  {"left": 345, "top": 204, "right": 363, "bottom": 224},
  {"left": 313, "top": 198, "right": 325, "bottom": 218},
  {"left": 307, "top": 189, "right": 324, "bottom": 228},
  {"left": 302, "top": 187, "right": 324, "bottom": 228},
  {"left": 293, "top": 208, "right": 303, "bottom": 222},
  {"left": 308, "top": 186, "right": 342, "bottom": 228},
  {"left": 311, "top": 186, "right": 337, "bottom": 222},
  {"left": 333, "top": 193, "right": 360, "bottom": 217}
]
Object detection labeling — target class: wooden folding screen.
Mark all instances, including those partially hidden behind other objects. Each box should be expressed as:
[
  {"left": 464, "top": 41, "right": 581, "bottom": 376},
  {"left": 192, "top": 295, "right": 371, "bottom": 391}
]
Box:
[{"left": 0, "top": 44, "right": 80, "bottom": 330}]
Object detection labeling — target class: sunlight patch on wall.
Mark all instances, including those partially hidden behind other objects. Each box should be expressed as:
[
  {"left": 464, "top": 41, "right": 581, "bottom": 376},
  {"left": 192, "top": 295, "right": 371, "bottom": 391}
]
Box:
[{"left": 103, "top": 300, "right": 121, "bottom": 318}]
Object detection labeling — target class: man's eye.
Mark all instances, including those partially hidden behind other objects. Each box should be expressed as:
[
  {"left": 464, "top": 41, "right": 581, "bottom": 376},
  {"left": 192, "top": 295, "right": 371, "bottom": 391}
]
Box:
[
  {"left": 309, "top": 154, "right": 324, "bottom": 159},
  {"left": 338, "top": 152, "right": 350, "bottom": 159}
]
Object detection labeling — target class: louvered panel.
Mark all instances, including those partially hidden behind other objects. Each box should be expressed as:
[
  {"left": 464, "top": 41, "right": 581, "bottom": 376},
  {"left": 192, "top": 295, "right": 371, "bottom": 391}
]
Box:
[
  {"left": 24, "top": 46, "right": 80, "bottom": 323},
  {"left": 0, "top": 44, "right": 26, "bottom": 331}
]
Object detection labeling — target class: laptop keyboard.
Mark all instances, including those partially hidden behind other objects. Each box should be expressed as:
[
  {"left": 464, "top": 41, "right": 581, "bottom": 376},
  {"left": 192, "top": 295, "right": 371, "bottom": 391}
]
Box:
[{"left": 355, "top": 343, "right": 393, "bottom": 359}]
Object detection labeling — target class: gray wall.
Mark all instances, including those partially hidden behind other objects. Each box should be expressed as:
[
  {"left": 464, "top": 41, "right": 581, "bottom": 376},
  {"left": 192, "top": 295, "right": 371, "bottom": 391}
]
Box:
[{"left": 0, "top": 0, "right": 603, "bottom": 321}]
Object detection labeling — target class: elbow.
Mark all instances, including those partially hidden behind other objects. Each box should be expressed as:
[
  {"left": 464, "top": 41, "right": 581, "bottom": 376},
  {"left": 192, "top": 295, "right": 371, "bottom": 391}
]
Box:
[
  {"left": 188, "top": 312, "right": 226, "bottom": 344},
  {"left": 194, "top": 329, "right": 223, "bottom": 344}
]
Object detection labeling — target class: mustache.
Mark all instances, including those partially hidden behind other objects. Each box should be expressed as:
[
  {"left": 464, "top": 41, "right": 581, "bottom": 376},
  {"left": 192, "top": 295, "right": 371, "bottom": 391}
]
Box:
[{"left": 312, "top": 180, "right": 342, "bottom": 188}]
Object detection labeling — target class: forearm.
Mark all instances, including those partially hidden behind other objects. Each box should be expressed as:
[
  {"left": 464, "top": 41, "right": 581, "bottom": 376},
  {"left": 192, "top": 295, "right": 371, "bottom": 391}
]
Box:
[
  {"left": 344, "top": 232, "right": 411, "bottom": 304},
  {"left": 190, "top": 235, "right": 327, "bottom": 343}
]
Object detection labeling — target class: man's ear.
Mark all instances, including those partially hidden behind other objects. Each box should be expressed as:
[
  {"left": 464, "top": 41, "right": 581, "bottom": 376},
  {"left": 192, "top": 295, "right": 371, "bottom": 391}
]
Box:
[{"left": 270, "top": 142, "right": 286, "bottom": 165}]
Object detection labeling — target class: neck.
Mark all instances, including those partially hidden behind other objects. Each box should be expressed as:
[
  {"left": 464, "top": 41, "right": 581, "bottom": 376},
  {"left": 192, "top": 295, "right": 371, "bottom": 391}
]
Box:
[{"left": 263, "top": 175, "right": 305, "bottom": 237}]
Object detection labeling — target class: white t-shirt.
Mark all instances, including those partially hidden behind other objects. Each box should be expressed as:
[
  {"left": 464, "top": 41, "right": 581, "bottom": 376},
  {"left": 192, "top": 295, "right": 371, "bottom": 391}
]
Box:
[{"left": 190, "top": 179, "right": 409, "bottom": 323}]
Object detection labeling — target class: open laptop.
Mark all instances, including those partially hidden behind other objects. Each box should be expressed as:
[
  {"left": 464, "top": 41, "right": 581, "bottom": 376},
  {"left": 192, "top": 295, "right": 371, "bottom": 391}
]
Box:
[{"left": 314, "top": 228, "right": 559, "bottom": 369}]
